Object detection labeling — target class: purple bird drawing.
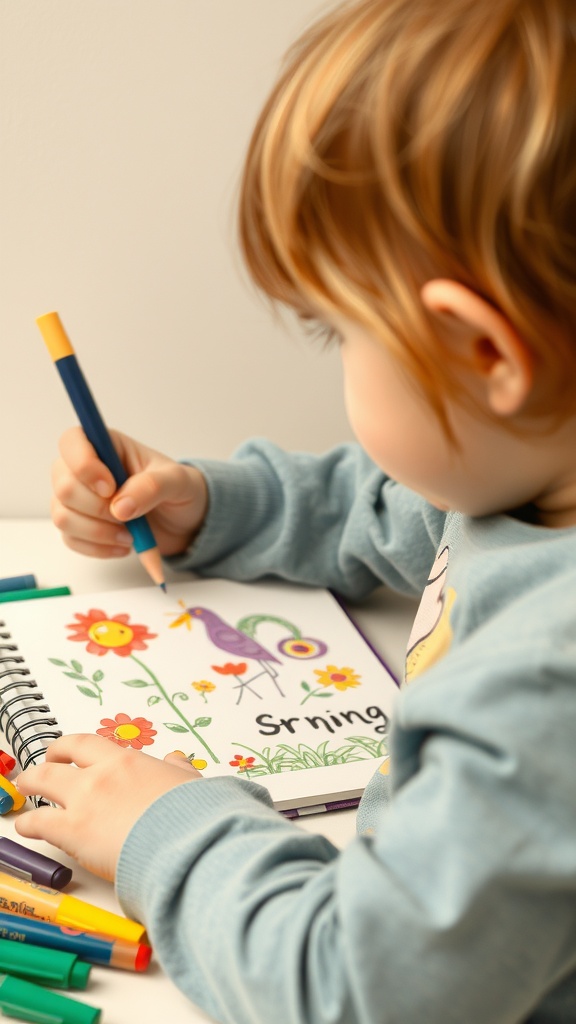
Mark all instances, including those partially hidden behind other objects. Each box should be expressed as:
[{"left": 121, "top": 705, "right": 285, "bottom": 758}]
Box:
[{"left": 170, "top": 605, "right": 285, "bottom": 704}]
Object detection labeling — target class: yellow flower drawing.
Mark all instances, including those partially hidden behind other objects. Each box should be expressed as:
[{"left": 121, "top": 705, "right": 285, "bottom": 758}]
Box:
[{"left": 313, "top": 665, "right": 361, "bottom": 691}]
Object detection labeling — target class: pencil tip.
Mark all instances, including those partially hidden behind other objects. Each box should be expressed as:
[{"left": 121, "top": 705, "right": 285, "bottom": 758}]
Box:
[{"left": 159, "top": 582, "right": 167, "bottom": 594}]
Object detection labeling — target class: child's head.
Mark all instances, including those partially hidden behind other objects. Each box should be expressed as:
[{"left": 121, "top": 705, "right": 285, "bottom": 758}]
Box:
[{"left": 239, "top": 0, "right": 576, "bottom": 436}]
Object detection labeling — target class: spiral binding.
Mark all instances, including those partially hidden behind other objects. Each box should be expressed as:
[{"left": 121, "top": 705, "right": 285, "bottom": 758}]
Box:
[{"left": 0, "top": 621, "right": 62, "bottom": 805}]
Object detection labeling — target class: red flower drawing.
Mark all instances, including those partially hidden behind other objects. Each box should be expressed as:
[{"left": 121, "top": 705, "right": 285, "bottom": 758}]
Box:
[
  {"left": 212, "top": 662, "right": 248, "bottom": 676},
  {"left": 229, "top": 754, "right": 256, "bottom": 772}
]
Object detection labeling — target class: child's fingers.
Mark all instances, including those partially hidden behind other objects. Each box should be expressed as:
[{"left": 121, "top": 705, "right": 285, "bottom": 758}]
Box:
[
  {"left": 44, "top": 733, "right": 121, "bottom": 768},
  {"left": 58, "top": 427, "right": 117, "bottom": 499},
  {"left": 16, "top": 762, "right": 78, "bottom": 808},
  {"left": 15, "top": 806, "right": 68, "bottom": 847},
  {"left": 51, "top": 498, "right": 133, "bottom": 550}
]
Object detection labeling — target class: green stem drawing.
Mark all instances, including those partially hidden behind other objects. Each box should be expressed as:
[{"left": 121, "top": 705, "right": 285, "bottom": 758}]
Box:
[
  {"left": 48, "top": 658, "right": 104, "bottom": 705},
  {"left": 128, "top": 654, "right": 220, "bottom": 764},
  {"left": 299, "top": 681, "right": 333, "bottom": 705}
]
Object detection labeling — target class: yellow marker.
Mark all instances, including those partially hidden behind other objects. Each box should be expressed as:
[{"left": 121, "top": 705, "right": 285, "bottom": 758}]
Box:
[
  {"left": 0, "top": 777, "right": 25, "bottom": 814},
  {"left": 0, "top": 872, "right": 147, "bottom": 945}
]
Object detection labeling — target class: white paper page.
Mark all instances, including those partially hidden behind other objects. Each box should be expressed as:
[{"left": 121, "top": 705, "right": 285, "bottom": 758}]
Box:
[{"left": 1, "top": 580, "right": 399, "bottom": 811}]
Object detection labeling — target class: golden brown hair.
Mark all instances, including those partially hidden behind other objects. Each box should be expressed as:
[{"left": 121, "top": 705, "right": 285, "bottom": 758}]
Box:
[{"left": 239, "top": 0, "right": 576, "bottom": 426}]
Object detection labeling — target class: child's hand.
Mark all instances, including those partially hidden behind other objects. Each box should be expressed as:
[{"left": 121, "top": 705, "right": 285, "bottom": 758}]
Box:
[
  {"left": 14, "top": 735, "right": 202, "bottom": 881},
  {"left": 51, "top": 427, "right": 209, "bottom": 558}
]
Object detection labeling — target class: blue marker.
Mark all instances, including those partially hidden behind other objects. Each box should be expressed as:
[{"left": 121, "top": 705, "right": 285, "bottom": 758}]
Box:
[
  {"left": 0, "top": 575, "right": 37, "bottom": 594},
  {"left": 0, "top": 914, "right": 151, "bottom": 972}
]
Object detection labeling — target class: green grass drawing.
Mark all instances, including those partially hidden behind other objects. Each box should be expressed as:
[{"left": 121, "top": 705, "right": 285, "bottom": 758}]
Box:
[{"left": 230, "top": 734, "right": 388, "bottom": 775}]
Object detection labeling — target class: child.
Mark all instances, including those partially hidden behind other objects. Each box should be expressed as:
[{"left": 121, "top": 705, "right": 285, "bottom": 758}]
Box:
[{"left": 15, "top": 0, "right": 576, "bottom": 1020}]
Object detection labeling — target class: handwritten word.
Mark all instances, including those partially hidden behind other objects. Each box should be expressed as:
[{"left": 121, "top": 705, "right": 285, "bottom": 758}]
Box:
[{"left": 256, "top": 705, "right": 388, "bottom": 737}]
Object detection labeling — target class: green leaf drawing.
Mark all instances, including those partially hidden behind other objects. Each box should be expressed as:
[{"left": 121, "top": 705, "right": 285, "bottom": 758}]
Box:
[
  {"left": 121, "top": 679, "right": 151, "bottom": 688},
  {"left": 164, "top": 723, "right": 188, "bottom": 733},
  {"left": 194, "top": 717, "right": 212, "bottom": 728},
  {"left": 77, "top": 686, "right": 100, "bottom": 699},
  {"left": 147, "top": 695, "right": 161, "bottom": 706},
  {"left": 50, "top": 655, "right": 105, "bottom": 706}
]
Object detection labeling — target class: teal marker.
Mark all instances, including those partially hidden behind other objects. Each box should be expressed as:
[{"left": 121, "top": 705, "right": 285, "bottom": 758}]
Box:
[
  {"left": 0, "top": 972, "right": 100, "bottom": 1024},
  {"left": 0, "top": 938, "right": 90, "bottom": 989},
  {"left": 0, "top": 587, "right": 71, "bottom": 604}
]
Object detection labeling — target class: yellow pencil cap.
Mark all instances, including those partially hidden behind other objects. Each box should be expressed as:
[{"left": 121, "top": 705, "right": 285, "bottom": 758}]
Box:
[{"left": 36, "top": 312, "right": 75, "bottom": 362}]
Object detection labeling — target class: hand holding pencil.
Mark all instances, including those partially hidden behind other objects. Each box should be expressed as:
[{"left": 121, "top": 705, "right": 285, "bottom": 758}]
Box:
[{"left": 37, "top": 313, "right": 208, "bottom": 572}]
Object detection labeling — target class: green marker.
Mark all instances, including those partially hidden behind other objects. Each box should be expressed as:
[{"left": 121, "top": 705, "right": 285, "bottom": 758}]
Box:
[
  {"left": 0, "top": 937, "right": 91, "bottom": 989},
  {"left": 0, "top": 587, "right": 71, "bottom": 604},
  {"left": 0, "top": 972, "right": 100, "bottom": 1024}
]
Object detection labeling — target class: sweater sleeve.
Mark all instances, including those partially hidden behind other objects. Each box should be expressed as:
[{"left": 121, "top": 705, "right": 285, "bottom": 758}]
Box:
[
  {"left": 116, "top": 604, "right": 576, "bottom": 1024},
  {"left": 168, "top": 439, "right": 445, "bottom": 600}
]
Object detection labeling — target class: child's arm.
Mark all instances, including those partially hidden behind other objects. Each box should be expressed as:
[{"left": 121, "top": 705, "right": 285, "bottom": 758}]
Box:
[
  {"left": 15, "top": 628, "right": 576, "bottom": 1024},
  {"left": 175, "top": 438, "right": 446, "bottom": 600},
  {"left": 52, "top": 429, "right": 445, "bottom": 600}
]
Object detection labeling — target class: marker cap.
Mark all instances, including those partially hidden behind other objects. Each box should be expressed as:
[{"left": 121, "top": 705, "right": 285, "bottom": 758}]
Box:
[
  {"left": 0, "top": 574, "right": 37, "bottom": 593},
  {"left": 0, "top": 838, "right": 73, "bottom": 890},
  {"left": 0, "top": 790, "right": 13, "bottom": 815},
  {"left": 0, "top": 938, "right": 91, "bottom": 989},
  {"left": 58, "top": 894, "right": 147, "bottom": 945},
  {"left": 0, "top": 749, "right": 16, "bottom": 774},
  {"left": 0, "top": 972, "right": 101, "bottom": 1024},
  {"left": 0, "top": 776, "right": 24, "bottom": 812}
]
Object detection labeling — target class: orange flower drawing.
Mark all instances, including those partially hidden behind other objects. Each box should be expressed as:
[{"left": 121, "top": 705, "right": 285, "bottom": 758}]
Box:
[
  {"left": 66, "top": 610, "right": 157, "bottom": 658},
  {"left": 313, "top": 665, "right": 361, "bottom": 691},
  {"left": 97, "top": 713, "right": 157, "bottom": 749}
]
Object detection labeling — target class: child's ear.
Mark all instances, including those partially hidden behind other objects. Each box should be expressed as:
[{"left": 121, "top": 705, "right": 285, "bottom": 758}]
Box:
[{"left": 420, "top": 279, "right": 534, "bottom": 416}]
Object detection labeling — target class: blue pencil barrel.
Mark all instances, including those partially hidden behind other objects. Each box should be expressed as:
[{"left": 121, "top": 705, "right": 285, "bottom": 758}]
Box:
[{"left": 55, "top": 355, "right": 156, "bottom": 554}]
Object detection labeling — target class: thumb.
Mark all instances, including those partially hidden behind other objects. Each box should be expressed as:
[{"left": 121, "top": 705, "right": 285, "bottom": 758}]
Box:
[{"left": 109, "top": 463, "right": 197, "bottom": 521}]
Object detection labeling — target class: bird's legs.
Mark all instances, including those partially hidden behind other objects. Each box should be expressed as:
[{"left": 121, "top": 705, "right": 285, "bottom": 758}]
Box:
[{"left": 233, "top": 661, "right": 285, "bottom": 704}]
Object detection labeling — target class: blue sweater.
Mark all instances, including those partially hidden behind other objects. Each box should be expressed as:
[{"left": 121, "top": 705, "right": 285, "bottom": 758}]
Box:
[{"left": 117, "top": 440, "right": 576, "bottom": 1023}]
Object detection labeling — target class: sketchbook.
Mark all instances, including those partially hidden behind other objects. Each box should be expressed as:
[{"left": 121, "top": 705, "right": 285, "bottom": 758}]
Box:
[{"left": 0, "top": 579, "right": 398, "bottom": 815}]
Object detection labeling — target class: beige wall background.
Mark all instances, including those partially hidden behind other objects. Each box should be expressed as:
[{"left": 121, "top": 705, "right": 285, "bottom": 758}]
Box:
[{"left": 0, "top": 0, "right": 352, "bottom": 517}]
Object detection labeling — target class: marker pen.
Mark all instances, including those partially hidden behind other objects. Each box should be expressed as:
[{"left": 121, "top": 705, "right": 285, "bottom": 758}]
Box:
[
  {"left": 0, "top": 937, "right": 91, "bottom": 989},
  {"left": 0, "top": 586, "right": 71, "bottom": 604},
  {"left": 0, "top": 776, "right": 25, "bottom": 814},
  {"left": 0, "top": 575, "right": 37, "bottom": 594},
  {"left": 0, "top": 872, "right": 147, "bottom": 945},
  {"left": 0, "top": 972, "right": 101, "bottom": 1024},
  {"left": 0, "top": 838, "right": 73, "bottom": 889},
  {"left": 0, "top": 751, "right": 16, "bottom": 776},
  {"left": 0, "top": 913, "right": 152, "bottom": 972}
]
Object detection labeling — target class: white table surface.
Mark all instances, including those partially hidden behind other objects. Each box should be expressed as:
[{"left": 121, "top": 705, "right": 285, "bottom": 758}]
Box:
[{"left": 0, "top": 518, "right": 416, "bottom": 1023}]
